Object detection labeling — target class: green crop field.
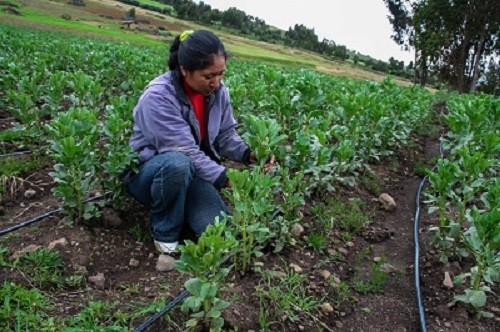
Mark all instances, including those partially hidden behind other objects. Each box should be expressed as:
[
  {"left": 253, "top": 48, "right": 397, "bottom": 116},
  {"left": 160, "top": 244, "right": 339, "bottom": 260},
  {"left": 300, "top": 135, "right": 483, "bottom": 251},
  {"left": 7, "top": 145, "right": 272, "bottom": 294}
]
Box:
[{"left": 0, "top": 1, "right": 498, "bottom": 330}]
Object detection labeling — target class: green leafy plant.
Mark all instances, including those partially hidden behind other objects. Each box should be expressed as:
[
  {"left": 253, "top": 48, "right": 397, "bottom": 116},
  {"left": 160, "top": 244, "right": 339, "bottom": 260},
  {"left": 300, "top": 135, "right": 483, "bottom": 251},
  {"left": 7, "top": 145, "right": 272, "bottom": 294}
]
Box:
[
  {"left": 46, "top": 107, "right": 102, "bottom": 223},
  {"left": 175, "top": 219, "right": 237, "bottom": 331},
  {"left": 307, "top": 233, "right": 326, "bottom": 251},
  {"left": 256, "top": 269, "right": 323, "bottom": 327},
  {"left": 14, "top": 248, "right": 64, "bottom": 289},
  {"left": 241, "top": 114, "right": 287, "bottom": 168},
  {"left": 271, "top": 166, "right": 306, "bottom": 252},
  {"left": 100, "top": 96, "right": 138, "bottom": 207},
  {"left": 426, "top": 158, "right": 461, "bottom": 260},
  {"left": 453, "top": 205, "right": 499, "bottom": 318},
  {"left": 0, "top": 282, "right": 55, "bottom": 331},
  {"left": 224, "top": 168, "right": 278, "bottom": 273},
  {"left": 353, "top": 259, "right": 389, "bottom": 294},
  {"left": 66, "top": 301, "right": 129, "bottom": 331}
]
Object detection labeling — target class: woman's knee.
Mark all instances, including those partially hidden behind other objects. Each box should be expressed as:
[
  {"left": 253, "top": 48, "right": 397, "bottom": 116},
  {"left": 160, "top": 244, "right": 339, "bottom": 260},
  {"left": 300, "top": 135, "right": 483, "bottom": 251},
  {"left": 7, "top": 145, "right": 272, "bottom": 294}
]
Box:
[{"left": 155, "top": 151, "right": 194, "bottom": 182}]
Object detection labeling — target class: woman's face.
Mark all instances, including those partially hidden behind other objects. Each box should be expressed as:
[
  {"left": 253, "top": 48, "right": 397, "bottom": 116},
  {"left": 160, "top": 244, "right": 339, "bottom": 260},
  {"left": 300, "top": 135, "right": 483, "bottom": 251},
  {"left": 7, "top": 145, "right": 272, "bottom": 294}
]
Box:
[{"left": 181, "top": 54, "right": 226, "bottom": 96}]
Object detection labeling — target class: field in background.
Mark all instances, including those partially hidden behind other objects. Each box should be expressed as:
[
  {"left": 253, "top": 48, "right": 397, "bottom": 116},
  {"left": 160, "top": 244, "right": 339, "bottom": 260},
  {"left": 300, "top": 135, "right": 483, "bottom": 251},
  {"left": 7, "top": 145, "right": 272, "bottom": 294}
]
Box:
[{"left": 0, "top": 0, "right": 415, "bottom": 85}]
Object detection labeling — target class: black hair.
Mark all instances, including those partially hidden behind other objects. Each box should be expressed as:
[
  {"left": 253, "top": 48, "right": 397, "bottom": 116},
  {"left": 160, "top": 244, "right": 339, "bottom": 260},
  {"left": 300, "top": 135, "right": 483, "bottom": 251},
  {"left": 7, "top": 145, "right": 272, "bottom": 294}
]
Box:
[{"left": 168, "top": 30, "right": 228, "bottom": 71}]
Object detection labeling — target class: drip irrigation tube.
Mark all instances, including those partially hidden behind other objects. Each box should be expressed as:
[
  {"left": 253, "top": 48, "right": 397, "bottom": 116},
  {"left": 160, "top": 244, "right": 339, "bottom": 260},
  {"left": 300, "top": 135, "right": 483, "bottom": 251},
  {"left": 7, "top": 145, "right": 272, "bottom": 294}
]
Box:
[
  {"left": 414, "top": 138, "right": 444, "bottom": 332},
  {"left": 133, "top": 290, "right": 189, "bottom": 332},
  {"left": 0, "top": 194, "right": 106, "bottom": 237},
  {"left": 414, "top": 173, "right": 430, "bottom": 332},
  {"left": 0, "top": 150, "right": 32, "bottom": 159}
]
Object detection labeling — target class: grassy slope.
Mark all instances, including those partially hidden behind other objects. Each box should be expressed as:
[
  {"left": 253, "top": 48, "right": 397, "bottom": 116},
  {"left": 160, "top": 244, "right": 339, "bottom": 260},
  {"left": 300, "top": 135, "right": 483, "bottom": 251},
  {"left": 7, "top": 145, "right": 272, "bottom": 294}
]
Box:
[{"left": 1, "top": 0, "right": 413, "bottom": 85}]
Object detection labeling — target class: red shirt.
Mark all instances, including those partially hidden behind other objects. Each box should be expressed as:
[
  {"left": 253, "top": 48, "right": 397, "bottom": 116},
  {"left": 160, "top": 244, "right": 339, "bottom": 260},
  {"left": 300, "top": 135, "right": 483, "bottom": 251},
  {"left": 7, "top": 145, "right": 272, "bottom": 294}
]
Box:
[{"left": 183, "top": 81, "right": 206, "bottom": 141}]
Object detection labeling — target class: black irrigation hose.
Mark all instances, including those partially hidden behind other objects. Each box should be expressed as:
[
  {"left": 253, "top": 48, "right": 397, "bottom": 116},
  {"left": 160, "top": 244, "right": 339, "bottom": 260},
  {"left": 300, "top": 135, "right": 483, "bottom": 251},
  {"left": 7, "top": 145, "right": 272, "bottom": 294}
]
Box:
[
  {"left": 414, "top": 138, "right": 444, "bottom": 332},
  {"left": 414, "top": 173, "right": 431, "bottom": 332},
  {"left": 0, "top": 193, "right": 107, "bottom": 237},
  {"left": 133, "top": 290, "right": 190, "bottom": 332},
  {"left": 0, "top": 150, "right": 32, "bottom": 159},
  {"left": 0, "top": 206, "right": 62, "bottom": 237}
]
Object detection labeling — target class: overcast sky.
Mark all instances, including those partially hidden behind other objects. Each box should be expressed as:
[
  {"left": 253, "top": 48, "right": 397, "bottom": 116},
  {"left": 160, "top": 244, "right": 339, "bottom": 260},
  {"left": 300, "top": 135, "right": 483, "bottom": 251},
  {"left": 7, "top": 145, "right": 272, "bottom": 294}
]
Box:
[{"left": 196, "top": 0, "right": 414, "bottom": 64}]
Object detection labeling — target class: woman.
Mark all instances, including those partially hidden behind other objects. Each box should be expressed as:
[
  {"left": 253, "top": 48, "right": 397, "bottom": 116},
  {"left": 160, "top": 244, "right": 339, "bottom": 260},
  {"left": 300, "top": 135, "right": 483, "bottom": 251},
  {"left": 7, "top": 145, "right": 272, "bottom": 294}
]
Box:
[{"left": 126, "top": 30, "right": 267, "bottom": 255}]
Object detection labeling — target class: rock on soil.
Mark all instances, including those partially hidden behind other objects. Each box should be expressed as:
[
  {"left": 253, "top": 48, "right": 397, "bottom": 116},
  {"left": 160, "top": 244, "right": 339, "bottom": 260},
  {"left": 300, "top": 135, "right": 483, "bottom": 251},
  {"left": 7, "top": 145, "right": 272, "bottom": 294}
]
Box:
[
  {"left": 47, "top": 237, "right": 68, "bottom": 250},
  {"left": 88, "top": 273, "right": 106, "bottom": 289},
  {"left": 379, "top": 193, "right": 396, "bottom": 211},
  {"left": 290, "top": 223, "right": 304, "bottom": 237},
  {"left": 442, "top": 271, "right": 453, "bottom": 289},
  {"left": 156, "top": 254, "right": 175, "bottom": 272}
]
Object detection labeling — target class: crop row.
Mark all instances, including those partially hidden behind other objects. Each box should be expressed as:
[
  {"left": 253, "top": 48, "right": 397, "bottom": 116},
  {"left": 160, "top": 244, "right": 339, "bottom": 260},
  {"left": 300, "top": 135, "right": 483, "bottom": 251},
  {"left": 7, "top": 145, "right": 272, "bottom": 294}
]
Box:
[
  {"left": 425, "top": 93, "right": 499, "bottom": 318},
  {"left": 1, "top": 22, "right": 497, "bottom": 329}
]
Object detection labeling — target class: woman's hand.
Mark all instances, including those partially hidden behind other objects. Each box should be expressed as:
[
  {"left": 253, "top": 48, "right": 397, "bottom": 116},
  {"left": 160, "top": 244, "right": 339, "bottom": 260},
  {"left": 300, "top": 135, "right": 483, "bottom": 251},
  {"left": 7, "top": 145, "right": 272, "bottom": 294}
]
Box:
[
  {"left": 248, "top": 152, "right": 275, "bottom": 173},
  {"left": 264, "top": 155, "right": 275, "bottom": 173}
]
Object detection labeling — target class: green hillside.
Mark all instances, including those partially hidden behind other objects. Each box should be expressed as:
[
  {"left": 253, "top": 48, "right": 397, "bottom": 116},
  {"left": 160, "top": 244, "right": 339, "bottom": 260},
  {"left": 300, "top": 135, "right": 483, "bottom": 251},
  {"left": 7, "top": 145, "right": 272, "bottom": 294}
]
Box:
[{"left": 0, "top": 0, "right": 414, "bottom": 85}]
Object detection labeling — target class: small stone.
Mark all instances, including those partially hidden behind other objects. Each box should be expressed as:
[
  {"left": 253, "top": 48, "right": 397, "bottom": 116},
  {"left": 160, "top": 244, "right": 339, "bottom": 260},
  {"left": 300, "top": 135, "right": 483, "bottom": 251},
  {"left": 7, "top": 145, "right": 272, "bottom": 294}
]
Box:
[
  {"left": 129, "top": 258, "right": 140, "bottom": 267},
  {"left": 290, "top": 224, "right": 304, "bottom": 238},
  {"left": 23, "top": 189, "right": 36, "bottom": 199},
  {"left": 443, "top": 271, "right": 453, "bottom": 289},
  {"left": 320, "top": 302, "right": 334, "bottom": 314},
  {"left": 444, "top": 322, "right": 451, "bottom": 328},
  {"left": 335, "top": 321, "right": 343, "bottom": 328},
  {"left": 88, "top": 273, "right": 105, "bottom": 289},
  {"left": 48, "top": 238, "right": 68, "bottom": 250},
  {"left": 379, "top": 193, "right": 396, "bottom": 211},
  {"left": 148, "top": 253, "right": 154, "bottom": 259},
  {"left": 338, "top": 247, "right": 348, "bottom": 255},
  {"left": 289, "top": 263, "right": 303, "bottom": 273},
  {"left": 373, "top": 256, "right": 382, "bottom": 262},
  {"left": 156, "top": 254, "right": 175, "bottom": 272},
  {"left": 327, "top": 249, "right": 337, "bottom": 256},
  {"left": 319, "top": 270, "right": 331, "bottom": 280},
  {"left": 491, "top": 306, "right": 500, "bottom": 314},
  {"left": 298, "top": 325, "right": 304, "bottom": 331},
  {"left": 144, "top": 287, "right": 151, "bottom": 292},
  {"left": 379, "top": 263, "right": 397, "bottom": 273},
  {"left": 346, "top": 241, "right": 355, "bottom": 247}
]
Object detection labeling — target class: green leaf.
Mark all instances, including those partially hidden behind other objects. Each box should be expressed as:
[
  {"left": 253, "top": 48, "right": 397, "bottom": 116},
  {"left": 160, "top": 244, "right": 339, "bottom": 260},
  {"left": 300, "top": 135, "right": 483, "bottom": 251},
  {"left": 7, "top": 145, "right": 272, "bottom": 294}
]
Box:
[
  {"left": 211, "top": 299, "right": 230, "bottom": 312},
  {"left": 185, "top": 278, "right": 202, "bottom": 295},
  {"left": 468, "top": 290, "right": 486, "bottom": 309},
  {"left": 186, "top": 318, "right": 198, "bottom": 327}
]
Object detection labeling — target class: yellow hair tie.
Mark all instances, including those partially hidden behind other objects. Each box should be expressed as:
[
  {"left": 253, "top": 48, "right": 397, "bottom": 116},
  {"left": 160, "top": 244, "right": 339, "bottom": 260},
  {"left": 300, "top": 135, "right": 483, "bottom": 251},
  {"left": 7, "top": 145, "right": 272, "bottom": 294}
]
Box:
[{"left": 180, "top": 30, "right": 194, "bottom": 42}]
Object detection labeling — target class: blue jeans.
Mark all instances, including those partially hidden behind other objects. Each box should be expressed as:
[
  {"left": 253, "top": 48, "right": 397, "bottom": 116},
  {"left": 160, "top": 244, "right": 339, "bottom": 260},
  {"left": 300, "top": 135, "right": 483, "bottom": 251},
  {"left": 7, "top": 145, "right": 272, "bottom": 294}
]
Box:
[{"left": 127, "top": 151, "right": 229, "bottom": 242}]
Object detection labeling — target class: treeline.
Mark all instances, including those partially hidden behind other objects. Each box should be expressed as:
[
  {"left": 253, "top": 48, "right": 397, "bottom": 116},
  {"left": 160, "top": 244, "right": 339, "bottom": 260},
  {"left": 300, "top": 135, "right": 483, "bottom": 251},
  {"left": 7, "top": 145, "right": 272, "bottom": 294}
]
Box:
[{"left": 116, "top": 0, "right": 414, "bottom": 79}]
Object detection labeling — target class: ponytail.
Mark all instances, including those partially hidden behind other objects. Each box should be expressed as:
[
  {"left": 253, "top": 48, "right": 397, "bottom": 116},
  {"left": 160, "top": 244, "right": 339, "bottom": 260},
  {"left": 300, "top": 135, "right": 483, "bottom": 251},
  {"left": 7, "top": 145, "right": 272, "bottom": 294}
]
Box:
[
  {"left": 167, "top": 30, "right": 228, "bottom": 72},
  {"left": 167, "top": 35, "right": 181, "bottom": 71}
]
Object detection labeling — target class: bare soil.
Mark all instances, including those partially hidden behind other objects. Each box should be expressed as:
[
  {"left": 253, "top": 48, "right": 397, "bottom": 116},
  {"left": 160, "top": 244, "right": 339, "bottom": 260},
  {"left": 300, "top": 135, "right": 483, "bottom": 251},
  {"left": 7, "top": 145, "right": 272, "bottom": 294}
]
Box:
[{"left": 1, "top": 125, "right": 498, "bottom": 331}]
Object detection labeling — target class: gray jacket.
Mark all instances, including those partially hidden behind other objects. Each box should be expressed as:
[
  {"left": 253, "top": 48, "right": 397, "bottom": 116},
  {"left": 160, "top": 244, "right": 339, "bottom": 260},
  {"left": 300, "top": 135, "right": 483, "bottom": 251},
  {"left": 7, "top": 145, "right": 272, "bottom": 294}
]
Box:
[{"left": 129, "top": 71, "right": 249, "bottom": 188}]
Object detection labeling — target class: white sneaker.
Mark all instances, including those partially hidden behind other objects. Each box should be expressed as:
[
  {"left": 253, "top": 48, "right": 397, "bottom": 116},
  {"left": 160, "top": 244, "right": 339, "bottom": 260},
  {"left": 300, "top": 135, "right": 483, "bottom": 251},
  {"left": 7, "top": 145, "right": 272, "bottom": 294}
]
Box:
[{"left": 154, "top": 240, "right": 178, "bottom": 254}]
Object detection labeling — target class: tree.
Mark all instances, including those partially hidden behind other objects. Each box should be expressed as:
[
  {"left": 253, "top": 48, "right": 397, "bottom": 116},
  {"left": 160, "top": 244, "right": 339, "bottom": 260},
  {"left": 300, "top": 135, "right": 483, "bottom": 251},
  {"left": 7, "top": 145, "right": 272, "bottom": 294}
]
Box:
[
  {"left": 221, "top": 7, "right": 246, "bottom": 30},
  {"left": 384, "top": 0, "right": 500, "bottom": 92},
  {"left": 477, "top": 59, "right": 500, "bottom": 96},
  {"left": 284, "top": 24, "right": 318, "bottom": 51}
]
